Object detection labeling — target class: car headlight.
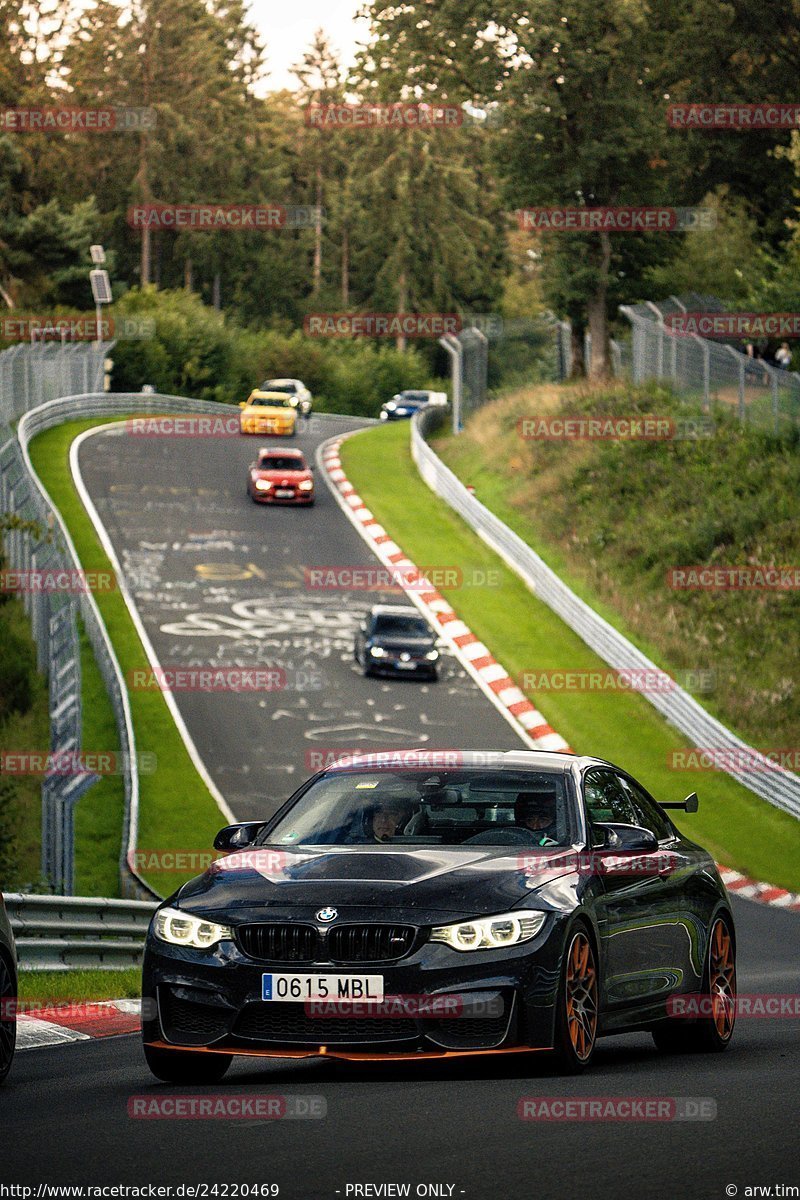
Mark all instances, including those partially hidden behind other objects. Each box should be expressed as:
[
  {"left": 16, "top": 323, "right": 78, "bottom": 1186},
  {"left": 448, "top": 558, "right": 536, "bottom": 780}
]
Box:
[
  {"left": 370, "top": 646, "right": 387, "bottom": 658},
  {"left": 430, "top": 911, "right": 546, "bottom": 951},
  {"left": 425, "top": 649, "right": 439, "bottom": 661},
  {"left": 298, "top": 479, "right": 314, "bottom": 491},
  {"left": 254, "top": 479, "right": 272, "bottom": 492},
  {"left": 153, "top": 906, "right": 232, "bottom": 949}
]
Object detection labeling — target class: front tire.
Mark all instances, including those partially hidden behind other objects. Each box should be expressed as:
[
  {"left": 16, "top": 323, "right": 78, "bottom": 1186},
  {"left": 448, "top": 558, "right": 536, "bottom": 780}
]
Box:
[
  {"left": 143, "top": 1042, "right": 232, "bottom": 1084},
  {"left": 652, "top": 914, "right": 736, "bottom": 1054},
  {"left": 552, "top": 926, "right": 598, "bottom": 1073}
]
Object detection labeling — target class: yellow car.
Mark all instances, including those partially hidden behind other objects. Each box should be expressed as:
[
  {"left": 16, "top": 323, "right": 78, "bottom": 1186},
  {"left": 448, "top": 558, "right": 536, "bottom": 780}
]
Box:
[{"left": 238, "top": 391, "right": 298, "bottom": 436}]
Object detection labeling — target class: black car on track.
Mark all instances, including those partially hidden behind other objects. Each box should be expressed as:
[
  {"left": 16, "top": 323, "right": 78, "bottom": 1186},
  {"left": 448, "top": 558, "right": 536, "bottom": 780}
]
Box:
[
  {"left": 354, "top": 604, "right": 440, "bottom": 680},
  {"left": 141, "top": 749, "right": 736, "bottom": 1082},
  {"left": 0, "top": 894, "right": 17, "bottom": 1084}
]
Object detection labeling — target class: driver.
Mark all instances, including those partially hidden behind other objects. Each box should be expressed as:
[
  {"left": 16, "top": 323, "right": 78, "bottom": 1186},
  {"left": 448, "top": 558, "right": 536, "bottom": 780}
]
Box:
[
  {"left": 369, "top": 801, "right": 412, "bottom": 843},
  {"left": 514, "top": 790, "right": 559, "bottom": 845}
]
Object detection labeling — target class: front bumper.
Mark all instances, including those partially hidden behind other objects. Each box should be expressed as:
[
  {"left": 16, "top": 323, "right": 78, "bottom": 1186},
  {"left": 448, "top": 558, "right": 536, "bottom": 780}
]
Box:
[
  {"left": 142, "top": 913, "right": 566, "bottom": 1058},
  {"left": 251, "top": 489, "right": 314, "bottom": 505},
  {"left": 240, "top": 421, "right": 295, "bottom": 436},
  {"left": 367, "top": 656, "right": 438, "bottom": 677}
]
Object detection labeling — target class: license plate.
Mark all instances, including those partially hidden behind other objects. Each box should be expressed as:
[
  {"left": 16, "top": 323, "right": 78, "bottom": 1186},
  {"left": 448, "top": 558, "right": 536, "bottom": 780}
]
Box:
[
  {"left": 262, "top": 973, "right": 384, "bottom": 1002},
  {"left": 275, "top": 489, "right": 294, "bottom": 498},
  {"left": 396, "top": 660, "right": 417, "bottom": 669}
]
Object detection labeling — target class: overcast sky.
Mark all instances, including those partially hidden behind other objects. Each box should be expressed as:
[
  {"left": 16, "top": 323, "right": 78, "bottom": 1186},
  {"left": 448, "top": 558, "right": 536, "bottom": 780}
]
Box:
[{"left": 249, "top": 0, "right": 371, "bottom": 91}]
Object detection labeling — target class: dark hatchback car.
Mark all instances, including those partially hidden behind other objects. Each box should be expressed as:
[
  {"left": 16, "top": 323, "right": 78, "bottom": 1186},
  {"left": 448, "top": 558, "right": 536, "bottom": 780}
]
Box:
[
  {"left": 354, "top": 605, "right": 440, "bottom": 680},
  {"left": 0, "top": 894, "right": 17, "bottom": 1084},
  {"left": 141, "top": 749, "right": 736, "bottom": 1082}
]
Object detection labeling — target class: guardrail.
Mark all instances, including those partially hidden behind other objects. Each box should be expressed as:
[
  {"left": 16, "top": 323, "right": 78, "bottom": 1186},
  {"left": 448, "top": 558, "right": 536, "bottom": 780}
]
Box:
[
  {"left": 3, "top": 892, "right": 157, "bottom": 970},
  {"left": 411, "top": 405, "right": 800, "bottom": 820},
  {"left": 3, "top": 392, "right": 239, "bottom": 898}
]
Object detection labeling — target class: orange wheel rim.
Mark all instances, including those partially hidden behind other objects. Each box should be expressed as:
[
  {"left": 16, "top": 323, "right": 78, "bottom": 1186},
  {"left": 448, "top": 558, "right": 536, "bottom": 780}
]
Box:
[
  {"left": 566, "top": 932, "right": 598, "bottom": 1061},
  {"left": 709, "top": 919, "right": 736, "bottom": 1040}
]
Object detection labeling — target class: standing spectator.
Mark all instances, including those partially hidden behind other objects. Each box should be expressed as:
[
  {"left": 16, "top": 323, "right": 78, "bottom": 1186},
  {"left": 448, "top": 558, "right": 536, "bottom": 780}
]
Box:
[{"left": 775, "top": 342, "right": 792, "bottom": 370}]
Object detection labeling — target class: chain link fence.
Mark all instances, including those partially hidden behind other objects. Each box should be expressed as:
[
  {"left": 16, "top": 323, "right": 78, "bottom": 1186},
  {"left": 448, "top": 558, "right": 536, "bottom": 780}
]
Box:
[
  {"left": 618, "top": 296, "right": 800, "bottom": 434},
  {"left": 0, "top": 339, "right": 111, "bottom": 426}
]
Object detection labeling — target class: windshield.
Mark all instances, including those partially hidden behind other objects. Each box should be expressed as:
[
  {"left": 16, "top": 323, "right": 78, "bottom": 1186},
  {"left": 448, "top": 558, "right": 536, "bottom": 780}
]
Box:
[
  {"left": 250, "top": 396, "right": 292, "bottom": 408},
  {"left": 399, "top": 392, "right": 429, "bottom": 402},
  {"left": 373, "top": 614, "right": 431, "bottom": 638},
  {"left": 259, "top": 768, "right": 573, "bottom": 848},
  {"left": 260, "top": 382, "right": 295, "bottom": 394},
  {"left": 259, "top": 456, "right": 305, "bottom": 471}
]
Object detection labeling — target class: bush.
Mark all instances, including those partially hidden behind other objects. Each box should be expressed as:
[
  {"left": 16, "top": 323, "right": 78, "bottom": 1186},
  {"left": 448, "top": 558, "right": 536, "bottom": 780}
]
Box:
[
  {"left": 0, "top": 776, "right": 20, "bottom": 884},
  {"left": 0, "top": 611, "right": 36, "bottom": 723},
  {"left": 110, "top": 288, "right": 437, "bottom": 417}
]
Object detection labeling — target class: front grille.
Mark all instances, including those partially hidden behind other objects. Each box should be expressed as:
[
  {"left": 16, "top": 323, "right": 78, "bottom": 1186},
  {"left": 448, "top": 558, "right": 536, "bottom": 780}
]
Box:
[
  {"left": 235, "top": 923, "right": 417, "bottom": 964},
  {"left": 235, "top": 1002, "right": 417, "bottom": 1046},
  {"left": 237, "top": 924, "right": 319, "bottom": 963},
  {"left": 159, "top": 989, "right": 232, "bottom": 1046},
  {"left": 328, "top": 924, "right": 416, "bottom": 963}
]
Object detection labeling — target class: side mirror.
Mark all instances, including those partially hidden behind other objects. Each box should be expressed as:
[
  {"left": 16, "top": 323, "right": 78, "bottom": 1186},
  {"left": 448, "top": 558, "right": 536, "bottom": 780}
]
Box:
[
  {"left": 660, "top": 791, "right": 699, "bottom": 813},
  {"left": 239, "top": 400, "right": 247, "bottom": 408},
  {"left": 593, "top": 823, "right": 658, "bottom": 853},
  {"left": 213, "top": 822, "right": 264, "bottom": 852}
]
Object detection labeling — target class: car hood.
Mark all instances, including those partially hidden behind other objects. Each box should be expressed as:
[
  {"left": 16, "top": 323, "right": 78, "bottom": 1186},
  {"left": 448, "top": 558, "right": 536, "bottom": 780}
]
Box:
[
  {"left": 370, "top": 635, "right": 435, "bottom": 651},
  {"left": 174, "top": 845, "right": 576, "bottom": 923},
  {"left": 253, "top": 469, "right": 310, "bottom": 482},
  {"left": 243, "top": 406, "right": 294, "bottom": 418}
]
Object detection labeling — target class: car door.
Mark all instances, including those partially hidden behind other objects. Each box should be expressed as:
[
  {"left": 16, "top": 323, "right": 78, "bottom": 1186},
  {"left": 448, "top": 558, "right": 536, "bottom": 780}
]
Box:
[{"left": 583, "top": 767, "right": 685, "bottom": 1010}]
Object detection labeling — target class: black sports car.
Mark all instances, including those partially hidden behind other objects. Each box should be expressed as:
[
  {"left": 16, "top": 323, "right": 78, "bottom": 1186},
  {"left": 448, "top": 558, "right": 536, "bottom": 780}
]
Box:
[
  {"left": 141, "top": 749, "right": 736, "bottom": 1082},
  {"left": 0, "top": 894, "right": 17, "bottom": 1085},
  {"left": 354, "top": 605, "right": 440, "bottom": 680}
]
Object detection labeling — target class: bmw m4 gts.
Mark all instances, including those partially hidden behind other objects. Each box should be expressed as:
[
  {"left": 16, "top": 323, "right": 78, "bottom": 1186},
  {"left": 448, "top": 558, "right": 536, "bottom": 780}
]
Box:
[{"left": 142, "top": 749, "right": 736, "bottom": 1081}]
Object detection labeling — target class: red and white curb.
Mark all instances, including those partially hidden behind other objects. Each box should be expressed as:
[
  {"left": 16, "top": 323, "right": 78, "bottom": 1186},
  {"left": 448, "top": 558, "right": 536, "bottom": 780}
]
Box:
[
  {"left": 319, "top": 433, "right": 800, "bottom": 913},
  {"left": 319, "top": 436, "right": 572, "bottom": 755},
  {"left": 16, "top": 999, "right": 142, "bottom": 1050},
  {"left": 717, "top": 866, "right": 800, "bottom": 911}
]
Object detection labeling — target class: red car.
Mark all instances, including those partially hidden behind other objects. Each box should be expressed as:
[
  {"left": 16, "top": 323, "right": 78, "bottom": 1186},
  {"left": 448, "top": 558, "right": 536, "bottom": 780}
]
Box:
[{"left": 247, "top": 447, "right": 315, "bottom": 505}]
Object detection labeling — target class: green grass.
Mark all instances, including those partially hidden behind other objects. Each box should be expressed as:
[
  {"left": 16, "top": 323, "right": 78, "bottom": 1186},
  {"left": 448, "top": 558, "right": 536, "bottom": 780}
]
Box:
[
  {"left": 341, "top": 421, "right": 800, "bottom": 890},
  {"left": 28, "top": 418, "right": 226, "bottom": 897},
  {"left": 73, "top": 619, "right": 125, "bottom": 897},
  {"left": 18, "top": 968, "right": 141, "bottom": 1006},
  {"left": 431, "top": 381, "right": 800, "bottom": 751},
  {"left": 0, "top": 600, "right": 49, "bottom": 889}
]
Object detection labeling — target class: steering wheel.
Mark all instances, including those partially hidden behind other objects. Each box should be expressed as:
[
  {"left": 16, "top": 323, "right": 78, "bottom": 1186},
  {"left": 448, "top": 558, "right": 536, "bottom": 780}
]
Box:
[{"left": 461, "top": 827, "right": 545, "bottom": 846}]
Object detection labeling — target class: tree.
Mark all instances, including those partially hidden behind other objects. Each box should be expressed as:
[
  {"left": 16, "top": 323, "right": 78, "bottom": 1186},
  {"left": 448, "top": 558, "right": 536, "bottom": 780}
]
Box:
[{"left": 356, "top": 0, "right": 670, "bottom": 376}]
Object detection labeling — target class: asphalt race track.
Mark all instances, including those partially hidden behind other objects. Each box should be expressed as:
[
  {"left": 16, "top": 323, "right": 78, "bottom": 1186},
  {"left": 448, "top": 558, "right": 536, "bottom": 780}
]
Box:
[
  {"left": 2, "top": 414, "right": 798, "bottom": 1197},
  {"left": 75, "top": 414, "right": 524, "bottom": 819}
]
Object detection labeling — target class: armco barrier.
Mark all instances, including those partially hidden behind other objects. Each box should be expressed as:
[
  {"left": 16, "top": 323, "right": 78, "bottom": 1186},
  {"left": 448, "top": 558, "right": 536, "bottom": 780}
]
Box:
[
  {"left": 3, "top": 892, "right": 157, "bottom": 970},
  {"left": 411, "top": 405, "right": 800, "bottom": 819},
  {"left": 6, "top": 393, "right": 241, "bottom": 898}
]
